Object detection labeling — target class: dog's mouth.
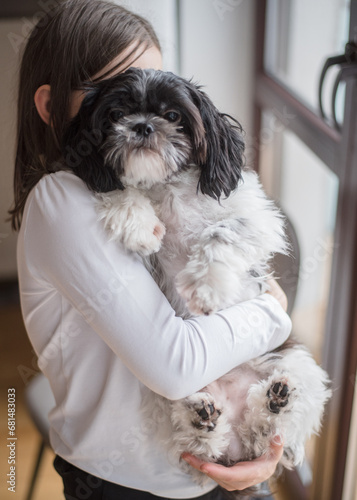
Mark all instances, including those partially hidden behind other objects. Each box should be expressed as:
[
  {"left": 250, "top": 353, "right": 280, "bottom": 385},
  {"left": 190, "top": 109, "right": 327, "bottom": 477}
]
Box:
[{"left": 129, "top": 132, "right": 162, "bottom": 154}]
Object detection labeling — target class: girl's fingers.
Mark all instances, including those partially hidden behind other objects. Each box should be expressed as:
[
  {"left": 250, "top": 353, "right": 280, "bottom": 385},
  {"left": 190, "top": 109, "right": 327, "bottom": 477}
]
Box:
[
  {"left": 181, "top": 438, "right": 284, "bottom": 491},
  {"left": 181, "top": 453, "right": 207, "bottom": 470},
  {"left": 266, "top": 278, "right": 288, "bottom": 312}
]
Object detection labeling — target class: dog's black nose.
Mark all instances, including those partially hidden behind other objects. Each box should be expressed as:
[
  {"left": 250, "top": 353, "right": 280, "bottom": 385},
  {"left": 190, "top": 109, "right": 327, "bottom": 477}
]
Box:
[{"left": 133, "top": 122, "right": 154, "bottom": 137}]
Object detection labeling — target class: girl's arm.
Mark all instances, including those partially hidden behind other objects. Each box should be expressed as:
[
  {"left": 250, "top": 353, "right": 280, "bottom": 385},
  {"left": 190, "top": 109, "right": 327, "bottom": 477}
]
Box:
[{"left": 20, "top": 173, "right": 291, "bottom": 400}]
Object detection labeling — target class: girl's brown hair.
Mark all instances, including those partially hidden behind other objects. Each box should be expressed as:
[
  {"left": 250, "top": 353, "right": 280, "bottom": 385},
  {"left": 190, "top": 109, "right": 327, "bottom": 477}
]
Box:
[{"left": 9, "top": 0, "right": 160, "bottom": 230}]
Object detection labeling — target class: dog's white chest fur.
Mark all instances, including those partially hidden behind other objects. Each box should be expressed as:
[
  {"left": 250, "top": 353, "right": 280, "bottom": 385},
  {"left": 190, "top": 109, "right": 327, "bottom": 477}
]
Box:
[
  {"left": 97, "top": 167, "right": 286, "bottom": 318},
  {"left": 148, "top": 168, "right": 284, "bottom": 317}
]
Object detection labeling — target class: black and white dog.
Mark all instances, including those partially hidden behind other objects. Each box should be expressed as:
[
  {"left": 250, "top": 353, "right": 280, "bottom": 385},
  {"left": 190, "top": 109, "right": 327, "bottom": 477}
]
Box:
[{"left": 63, "top": 68, "right": 331, "bottom": 495}]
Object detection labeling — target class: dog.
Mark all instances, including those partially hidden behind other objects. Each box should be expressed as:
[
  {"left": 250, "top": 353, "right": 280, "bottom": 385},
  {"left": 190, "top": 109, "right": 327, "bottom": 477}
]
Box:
[{"left": 62, "top": 68, "right": 331, "bottom": 497}]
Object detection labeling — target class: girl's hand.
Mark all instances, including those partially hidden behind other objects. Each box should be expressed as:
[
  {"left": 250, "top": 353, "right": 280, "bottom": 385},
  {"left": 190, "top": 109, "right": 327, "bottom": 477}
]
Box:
[
  {"left": 181, "top": 437, "right": 284, "bottom": 492},
  {"left": 266, "top": 279, "right": 288, "bottom": 312}
]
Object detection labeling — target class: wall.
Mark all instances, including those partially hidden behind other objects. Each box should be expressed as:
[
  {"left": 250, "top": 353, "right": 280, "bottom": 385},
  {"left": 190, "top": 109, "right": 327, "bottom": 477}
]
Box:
[
  {"left": 0, "top": 19, "right": 22, "bottom": 279},
  {"left": 179, "top": 0, "right": 255, "bottom": 136},
  {"left": 113, "top": 0, "right": 179, "bottom": 72},
  {"left": 0, "top": 0, "right": 255, "bottom": 280}
]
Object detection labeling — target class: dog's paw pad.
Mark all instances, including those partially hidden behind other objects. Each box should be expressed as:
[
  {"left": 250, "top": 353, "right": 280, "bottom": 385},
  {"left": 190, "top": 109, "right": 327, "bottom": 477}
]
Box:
[
  {"left": 187, "top": 396, "right": 222, "bottom": 431},
  {"left": 267, "top": 381, "right": 290, "bottom": 414}
]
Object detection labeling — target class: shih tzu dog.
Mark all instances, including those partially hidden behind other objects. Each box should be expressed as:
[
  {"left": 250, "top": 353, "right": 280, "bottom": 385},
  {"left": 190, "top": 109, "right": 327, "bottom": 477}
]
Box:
[{"left": 63, "top": 68, "right": 331, "bottom": 496}]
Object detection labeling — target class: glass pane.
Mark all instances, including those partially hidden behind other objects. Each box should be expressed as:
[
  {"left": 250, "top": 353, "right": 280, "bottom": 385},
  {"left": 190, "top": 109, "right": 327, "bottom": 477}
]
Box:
[
  {"left": 260, "top": 115, "right": 339, "bottom": 358},
  {"left": 259, "top": 112, "right": 339, "bottom": 482},
  {"left": 264, "top": 0, "right": 350, "bottom": 120},
  {"left": 280, "top": 131, "right": 338, "bottom": 359}
]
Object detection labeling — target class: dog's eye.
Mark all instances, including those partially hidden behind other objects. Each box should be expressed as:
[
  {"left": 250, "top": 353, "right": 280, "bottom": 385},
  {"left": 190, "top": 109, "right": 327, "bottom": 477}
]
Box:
[
  {"left": 163, "top": 111, "right": 181, "bottom": 122},
  {"left": 109, "top": 109, "right": 124, "bottom": 122}
]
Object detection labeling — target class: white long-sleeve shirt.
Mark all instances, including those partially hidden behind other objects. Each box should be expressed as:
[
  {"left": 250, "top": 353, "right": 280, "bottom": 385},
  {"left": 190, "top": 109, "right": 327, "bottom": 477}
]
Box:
[{"left": 17, "top": 171, "right": 291, "bottom": 498}]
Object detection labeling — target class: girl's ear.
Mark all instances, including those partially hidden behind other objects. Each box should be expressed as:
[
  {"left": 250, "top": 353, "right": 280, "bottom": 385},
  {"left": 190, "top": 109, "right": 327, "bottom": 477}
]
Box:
[
  {"left": 185, "top": 84, "right": 245, "bottom": 200},
  {"left": 34, "top": 85, "right": 51, "bottom": 125}
]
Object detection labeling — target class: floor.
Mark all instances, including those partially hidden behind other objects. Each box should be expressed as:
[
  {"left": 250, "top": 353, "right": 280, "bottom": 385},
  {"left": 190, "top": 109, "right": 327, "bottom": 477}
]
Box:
[
  {"left": 0, "top": 299, "right": 63, "bottom": 500},
  {"left": 0, "top": 291, "right": 285, "bottom": 500}
]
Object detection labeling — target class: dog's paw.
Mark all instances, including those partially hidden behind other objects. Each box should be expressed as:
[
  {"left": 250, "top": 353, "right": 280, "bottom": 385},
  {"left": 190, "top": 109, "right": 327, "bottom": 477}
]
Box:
[
  {"left": 267, "top": 381, "right": 290, "bottom": 414},
  {"left": 96, "top": 188, "right": 166, "bottom": 255},
  {"left": 124, "top": 216, "right": 166, "bottom": 256},
  {"left": 186, "top": 285, "right": 221, "bottom": 316},
  {"left": 96, "top": 191, "right": 166, "bottom": 255},
  {"left": 176, "top": 275, "right": 221, "bottom": 316},
  {"left": 186, "top": 393, "right": 222, "bottom": 432}
]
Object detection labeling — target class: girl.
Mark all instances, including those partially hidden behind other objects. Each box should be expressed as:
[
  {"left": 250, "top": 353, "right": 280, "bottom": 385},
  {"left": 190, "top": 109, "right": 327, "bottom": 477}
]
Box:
[{"left": 10, "top": 1, "right": 291, "bottom": 498}]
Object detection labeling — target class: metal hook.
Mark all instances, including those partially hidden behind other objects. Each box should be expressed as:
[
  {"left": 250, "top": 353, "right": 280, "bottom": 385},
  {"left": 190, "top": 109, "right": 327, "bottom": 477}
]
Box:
[
  {"left": 318, "top": 54, "right": 346, "bottom": 121},
  {"left": 331, "top": 64, "right": 357, "bottom": 131},
  {"left": 318, "top": 41, "right": 357, "bottom": 130}
]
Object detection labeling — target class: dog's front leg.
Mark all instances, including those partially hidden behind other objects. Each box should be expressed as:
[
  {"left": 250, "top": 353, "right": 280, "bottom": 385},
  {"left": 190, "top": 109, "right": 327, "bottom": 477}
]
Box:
[
  {"left": 96, "top": 188, "right": 166, "bottom": 256},
  {"left": 176, "top": 220, "right": 262, "bottom": 315}
]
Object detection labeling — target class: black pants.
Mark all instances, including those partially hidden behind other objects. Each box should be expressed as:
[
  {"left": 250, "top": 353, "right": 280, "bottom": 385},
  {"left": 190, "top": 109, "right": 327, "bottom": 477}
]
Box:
[{"left": 54, "top": 455, "right": 226, "bottom": 500}]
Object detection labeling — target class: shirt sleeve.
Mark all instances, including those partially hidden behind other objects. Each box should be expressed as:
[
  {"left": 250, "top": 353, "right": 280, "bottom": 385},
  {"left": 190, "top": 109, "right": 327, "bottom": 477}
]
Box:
[{"left": 21, "top": 173, "right": 292, "bottom": 400}]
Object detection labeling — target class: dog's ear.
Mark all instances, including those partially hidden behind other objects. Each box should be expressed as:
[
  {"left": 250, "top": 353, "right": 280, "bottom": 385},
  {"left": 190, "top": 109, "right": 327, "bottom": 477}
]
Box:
[
  {"left": 62, "top": 86, "right": 124, "bottom": 193},
  {"left": 183, "top": 81, "right": 245, "bottom": 200}
]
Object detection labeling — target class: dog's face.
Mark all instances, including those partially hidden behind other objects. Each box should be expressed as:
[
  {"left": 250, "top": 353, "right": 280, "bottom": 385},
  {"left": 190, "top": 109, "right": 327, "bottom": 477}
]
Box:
[
  {"left": 63, "top": 68, "right": 245, "bottom": 198},
  {"left": 93, "top": 69, "right": 205, "bottom": 189}
]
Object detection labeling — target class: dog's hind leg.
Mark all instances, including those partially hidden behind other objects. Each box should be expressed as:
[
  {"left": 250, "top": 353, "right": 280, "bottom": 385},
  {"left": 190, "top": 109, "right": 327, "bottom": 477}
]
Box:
[
  {"left": 239, "top": 347, "right": 331, "bottom": 468},
  {"left": 170, "top": 392, "right": 231, "bottom": 464}
]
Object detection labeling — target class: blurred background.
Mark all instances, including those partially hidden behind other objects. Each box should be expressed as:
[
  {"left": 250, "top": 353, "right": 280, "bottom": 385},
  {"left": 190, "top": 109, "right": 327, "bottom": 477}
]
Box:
[{"left": 0, "top": 1, "right": 357, "bottom": 499}]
